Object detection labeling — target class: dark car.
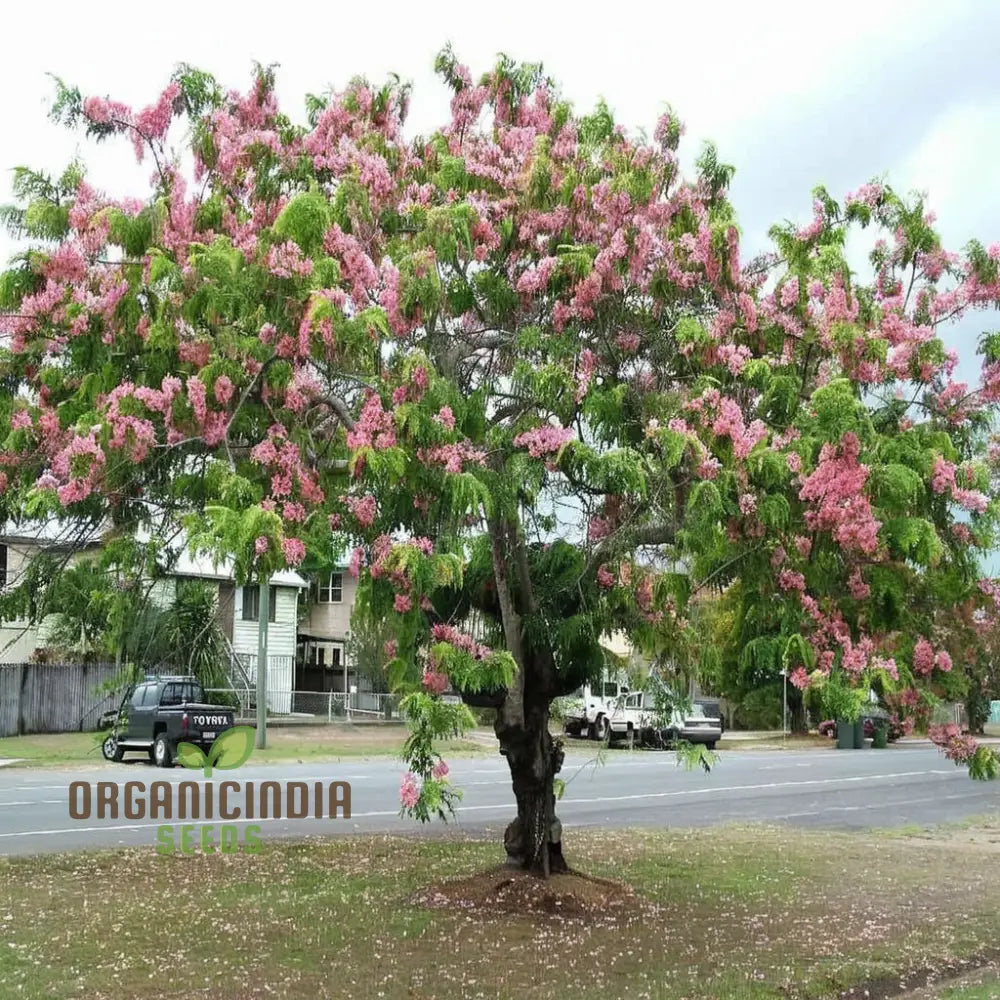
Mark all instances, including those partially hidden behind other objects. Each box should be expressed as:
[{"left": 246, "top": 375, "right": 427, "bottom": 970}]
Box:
[{"left": 101, "top": 675, "right": 235, "bottom": 768}]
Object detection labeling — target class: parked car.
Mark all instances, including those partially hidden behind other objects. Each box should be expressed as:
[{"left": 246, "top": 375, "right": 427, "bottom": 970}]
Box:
[
  {"left": 661, "top": 701, "right": 723, "bottom": 749},
  {"left": 695, "top": 698, "right": 725, "bottom": 735},
  {"left": 603, "top": 692, "right": 723, "bottom": 750},
  {"left": 101, "top": 675, "right": 236, "bottom": 767}
]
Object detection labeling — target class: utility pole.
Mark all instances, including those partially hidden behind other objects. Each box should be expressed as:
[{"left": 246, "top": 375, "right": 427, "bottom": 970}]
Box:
[
  {"left": 255, "top": 579, "right": 270, "bottom": 750},
  {"left": 781, "top": 668, "right": 788, "bottom": 744}
]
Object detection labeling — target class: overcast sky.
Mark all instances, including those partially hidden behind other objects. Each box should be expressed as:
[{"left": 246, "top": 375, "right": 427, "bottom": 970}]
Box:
[{"left": 2, "top": 0, "right": 999, "bottom": 376}]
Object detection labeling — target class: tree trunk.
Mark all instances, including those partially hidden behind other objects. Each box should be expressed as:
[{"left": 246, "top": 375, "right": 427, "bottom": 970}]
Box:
[
  {"left": 496, "top": 696, "right": 567, "bottom": 876},
  {"left": 790, "top": 689, "right": 808, "bottom": 734}
]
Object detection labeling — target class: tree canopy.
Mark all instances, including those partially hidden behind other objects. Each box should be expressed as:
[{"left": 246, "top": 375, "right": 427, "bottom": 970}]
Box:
[{"left": 2, "top": 50, "right": 1000, "bottom": 871}]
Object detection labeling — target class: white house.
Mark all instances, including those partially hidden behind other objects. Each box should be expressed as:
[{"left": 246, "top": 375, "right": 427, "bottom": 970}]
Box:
[
  {"left": 148, "top": 539, "right": 308, "bottom": 714},
  {"left": 0, "top": 519, "right": 307, "bottom": 713},
  {"left": 296, "top": 550, "right": 361, "bottom": 696}
]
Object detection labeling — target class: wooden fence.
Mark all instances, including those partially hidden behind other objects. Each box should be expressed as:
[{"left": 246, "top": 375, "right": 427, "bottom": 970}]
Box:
[{"left": 0, "top": 662, "right": 122, "bottom": 737}]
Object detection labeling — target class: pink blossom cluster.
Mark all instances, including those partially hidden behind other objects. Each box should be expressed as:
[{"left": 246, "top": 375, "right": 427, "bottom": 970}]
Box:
[
  {"left": 431, "top": 623, "right": 491, "bottom": 660},
  {"left": 798, "top": 433, "right": 881, "bottom": 554},
  {"left": 716, "top": 343, "right": 752, "bottom": 376},
  {"left": 345, "top": 494, "right": 378, "bottom": 529},
  {"left": 513, "top": 424, "right": 575, "bottom": 459},
  {"left": 685, "top": 390, "right": 768, "bottom": 460},
  {"left": 282, "top": 537, "right": 306, "bottom": 565},
  {"left": 264, "top": 240, "right": 313, "bottom": 279},
  {"left": 347, "top": 393, "right": 397, "bottom": 451},
  {"left": 49, "top": 432, "right": 107, "bottom": 506},
  {"left": 615, "top": 331, "right": 641, "bottom": 353},
  {"left": 788, "top": 667, "right": 810, "bottom": 690},
  {"left": 847, "top": 568, "right": 871, "bottom": 600},
  {"left": 323, "top": 225, "right": 379, "bottom": 308},
  {"left": 912, "top": 636, "right": 953, "bottom": 676},
  {"left": 422, "top": 667, "right": 450, "bottom": 695},
  {"left": 433, "top": 406, "right": 456, "bottom": 430},
  {"left": 400, "top": 772, "right": 420, "bottom": 809},
  {"left": 778, "top": 569, "right": 806, "bottom": 593},
  {"left": 844, "top": 183, "right": 884, "bottom": 209},
  {"left": 416, "top": 442, "right": 487, "bottom": 474},
  {"left": 928, "top": 724, "right": 978, "bottom": 764},
  {"left": 575, "top": 349, "right": 598, "bottom": 402}
]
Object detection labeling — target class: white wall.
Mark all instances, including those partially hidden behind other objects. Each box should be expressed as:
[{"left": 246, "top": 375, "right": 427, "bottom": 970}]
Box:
[
  {"left": 234, "top": 584, "right": 299, "bottom": 713},
  {"left": 0, "top": 542, "right": 93, "bottom": 663}
]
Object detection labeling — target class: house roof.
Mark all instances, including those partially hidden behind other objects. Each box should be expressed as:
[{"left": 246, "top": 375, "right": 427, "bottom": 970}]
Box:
[
  {"left": 137, "top": 525, "right": 308, "bottom": 589},
  {"left": 0, "top": 518, "right": 104, "bottom": 547},
  {"left": 167, "top": 544, "right": 308, "bottom": 589},
  {"left": 0, "top": 517, "right": 307, "bottom": 588}
]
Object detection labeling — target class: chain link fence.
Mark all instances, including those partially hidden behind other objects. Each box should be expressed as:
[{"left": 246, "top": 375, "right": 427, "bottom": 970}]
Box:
[{"left": 205, "top": 688, "right": 399, "bottom": 722}]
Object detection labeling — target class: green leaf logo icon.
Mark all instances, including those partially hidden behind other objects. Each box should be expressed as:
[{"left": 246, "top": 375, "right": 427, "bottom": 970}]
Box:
[
  {"left": 177, "top": 742, "right": 207, "bottom": 771},
  {"left": 206, "top": 727, "right": 255, "bottom": 772},
  {"left": 178, "top": 727, "right": 255, "bottom": 777}
]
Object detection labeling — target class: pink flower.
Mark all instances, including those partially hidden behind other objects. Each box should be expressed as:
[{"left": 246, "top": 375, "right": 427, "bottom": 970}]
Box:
[
  {"left": 432, "top": 760, "right": 449, "bottom": 780},
  {"left": 383, "top": 640, "right": 398, "bottom": 659},
  {"left": 433, "top": 406, "right": 456, "bottom": 430},
  {"left": 847, "top": 568, "right": 870, "bottom": 600},
  {"left": 697, "top": 457, "right": 722, "bottom": 479},
  {"left": 789, "top": 667, "right": 810, "bottom": 690},
  {"left": 597, "top": 565, "right": 615, "bottom": 588},
  {"left": 422, "top": 668, "right": 449, "bottom": 695},
  {"left": 10, "top": 410, "right": 32, "bottom": 431},
  {"left": 794, "top": 536, "right": 812, "bottom": 557},
  {"left": 400, "top": 773, "right": 420, "bottom": 809},
  {"left": 913, "top": 637, "right": 935, "bottom": 676},
  {"left": 282, "top": 537, "right": 306, "bottom": 566},
  {"left": 214, "top": 375, "right": 235, "bottom": 405},
  {"left": 935, "top": 650, "right": 952, "bottom": 673},
  {"left": 345, "top": 494, "right": 377, "bottom": 528},
  {"left": 394, "top": 593, "right": 413, "bottom": 614},
  {"left": 778, "top": 570, "right": 806, "bottom": 592},
  {"left": 513, "top": 424, "right": 574, "bottom": 458},
  {"left": 254, "top": 536, "right": 269, "bottom": 556},
  {"left": 798, "top": 433, "right": 881, "bottom": 554}
]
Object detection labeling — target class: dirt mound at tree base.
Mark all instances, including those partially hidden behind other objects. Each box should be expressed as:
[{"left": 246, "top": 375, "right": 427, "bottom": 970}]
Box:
[{"left": 411, "top": 866, "right": 661, "bottom": 923}]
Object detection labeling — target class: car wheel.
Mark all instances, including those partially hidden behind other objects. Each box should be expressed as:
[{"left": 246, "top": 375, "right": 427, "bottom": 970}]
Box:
[
  {"left": 595, "top": 716, "right": 609, "bottom": 742},
  {"left": 101, "top": 735, "right": 124, "bottom": 763},
  {"left": 153, "top": 734, "right": 174, "bottom": 769},
  {"left": 706, "top": 741, "right": 718, "bottom": 751},
  {"left": 665, "top": 729, "right": 679, "bottom": 749}
]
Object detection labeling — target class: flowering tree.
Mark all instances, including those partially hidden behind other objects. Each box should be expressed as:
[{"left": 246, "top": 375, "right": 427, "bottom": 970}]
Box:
[{"left": 2, "top": 52, "right": 1000, "bottom": 877}]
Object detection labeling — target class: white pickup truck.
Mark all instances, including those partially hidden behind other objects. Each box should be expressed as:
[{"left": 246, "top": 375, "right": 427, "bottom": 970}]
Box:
[
  {"left": 561, "top": 680, "right": 629, "bottom": 741},
  {"left": 606, "top": 691, "right": 723, "bottom": 750}
]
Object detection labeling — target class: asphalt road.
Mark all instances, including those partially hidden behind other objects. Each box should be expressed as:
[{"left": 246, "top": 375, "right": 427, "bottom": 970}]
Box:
[{"left": 0, "top": 745, "right": 996, "bottom": 856}]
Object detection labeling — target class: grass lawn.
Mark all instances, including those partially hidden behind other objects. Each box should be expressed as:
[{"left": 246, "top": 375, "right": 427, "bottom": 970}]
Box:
[
  {"left": 937, "top": 982, "right": 1000, "bottom": 1000},
  {"left": 2, "top": 819, "right": 1000, "bottom": 999},
  {"left": 0, "top": 725, "right": 492, "bottom": 768}
]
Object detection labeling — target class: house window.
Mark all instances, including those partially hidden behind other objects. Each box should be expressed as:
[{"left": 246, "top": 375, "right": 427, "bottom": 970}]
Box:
[
  {"left": 242, "top": 585, "right": 277, "bottom": 622},
  {"left": 316, "top": 572, "right": 343, "bottom": 604}
]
